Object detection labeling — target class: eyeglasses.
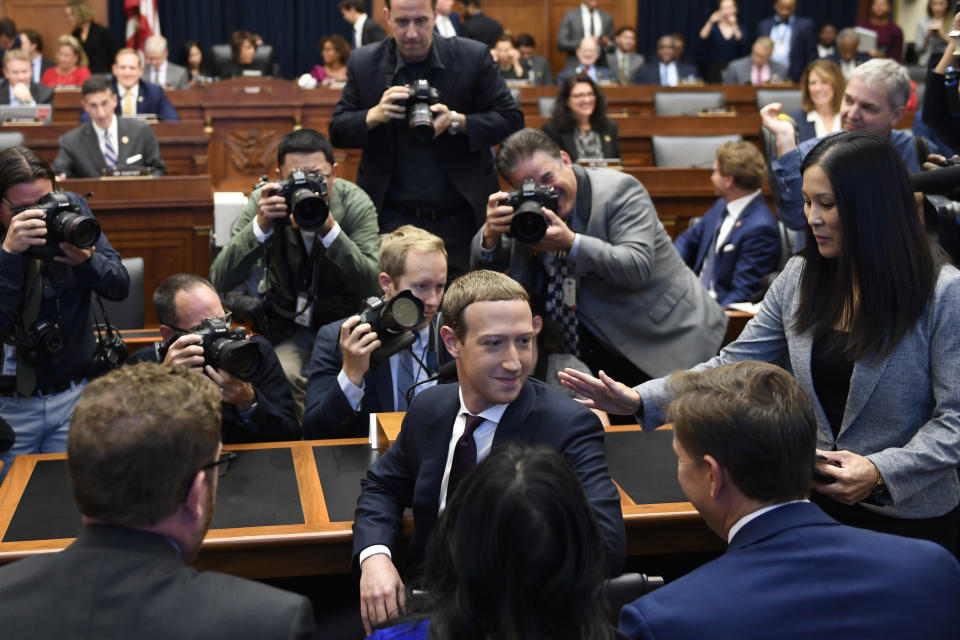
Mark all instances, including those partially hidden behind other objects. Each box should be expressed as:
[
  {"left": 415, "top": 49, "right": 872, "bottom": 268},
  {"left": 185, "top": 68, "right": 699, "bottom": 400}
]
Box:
[
  {"left": 0, "top": 195, "right": 14, "bottom": 209},
  {"left": 570, "top": 92, "right": 596, "bottom": 99},
  {"left": 166, "top": 311, "right": 233, "bottom": 335},
  {"left": 200, "top": 450, "right": 237, "bottom": 478}
]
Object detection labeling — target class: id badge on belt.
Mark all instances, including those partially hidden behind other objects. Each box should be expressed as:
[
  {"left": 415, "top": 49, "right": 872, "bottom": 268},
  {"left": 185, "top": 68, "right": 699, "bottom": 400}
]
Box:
[
  {"left": 563, "top": 277, "right": 577, "bottom": 310},
  {"left": 2, "top": 343, "right": 16, "bottom": 376}
]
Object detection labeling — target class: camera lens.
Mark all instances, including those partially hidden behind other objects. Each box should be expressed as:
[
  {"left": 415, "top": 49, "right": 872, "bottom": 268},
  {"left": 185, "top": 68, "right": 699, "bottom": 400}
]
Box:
[
  {"left": 387, "top": 296, "right": 422, "bottom": 329},
  {"left": 509, "top": 200, "right": 549, "bottom": 245},
  {"left": 408, "top": 103, "right": 435, "bottom": 142},
  {"left": 289, "top": 188, "right": 328, "bottom": 230},
  {"left": 54, "top": 212, "right": 101, "bottom": 249},
  {"left": 209, "top": 338, "right": 262, "bottom": 382}
]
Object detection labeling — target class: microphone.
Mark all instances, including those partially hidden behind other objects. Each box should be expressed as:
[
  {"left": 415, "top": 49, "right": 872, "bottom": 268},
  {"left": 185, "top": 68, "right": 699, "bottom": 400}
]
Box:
[
  {"left": 909, "top": 164, "right": 960, "bottom": 196},
  {"left": 404, "top": 360, "right": 458, "bottom": 406},
  {"left": 0, "top": 415, "right": 14, "bottom": 453}
]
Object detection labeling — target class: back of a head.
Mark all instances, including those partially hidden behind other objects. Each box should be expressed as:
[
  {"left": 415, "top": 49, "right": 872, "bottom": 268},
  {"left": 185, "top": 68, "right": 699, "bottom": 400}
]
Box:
[
  {"left": 68, "top": 362, "right": 222, "bottom": 527},
  {"left": 667, "top": 361, "right": 817, "bottom": 503},
  {"left": 715, "top": 140, "right": 766, "bottom": 191},
  {"left": 421, "top": 443, "right": 611, "bottom": 639}
]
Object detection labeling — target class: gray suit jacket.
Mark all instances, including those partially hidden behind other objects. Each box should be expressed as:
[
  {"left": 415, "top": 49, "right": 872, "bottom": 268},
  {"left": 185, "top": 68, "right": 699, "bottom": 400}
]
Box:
[
  {"left": 637, "top": 257, "right": 960, "bottom": 519},
  {"left": 613, "top": 51, "right": 644, "bottom": 85},
  {"left": 557, "top": 6, "right": 615, "bottom": 57},
  {"left": 721, "top": 55, "right": 789, "bottom": 85},
  {"left": 0, "top": 79, "right": 54, "bottom": 105},
  {"left": 53, "top": 118, "right": 167, "bottom": 178},
  {"left": 527, "top": 54, "right": 553, "bottom": 86},
  {"left": 148, "top": 61, "right": 189, "bottom": 89},
  {"left": 471, "top": 166, "right": 727, "bottom": 377}
]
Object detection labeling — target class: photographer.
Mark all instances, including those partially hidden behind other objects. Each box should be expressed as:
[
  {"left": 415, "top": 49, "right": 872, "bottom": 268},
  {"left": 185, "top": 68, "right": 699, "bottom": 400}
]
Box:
[
  {"left": 302, "top": 225, "right": 449, "bottom": 439},
  {"left": 923, "top": 10, "right": 960, "bottom": 152},
  {"left": 209, "top": 129, "right": 380, "bottom": 420},
  {"left": 0, "top": 146, "right": 128, "bottom": 480},
  {"left": 329, "top": 0, "right": 524, "bottom": 277},
  {"left": 472, "top": 128, "right": 727, "bottom": 389},
  {"left": 128, "top": 273, "right": 298, "bottom": 443}
]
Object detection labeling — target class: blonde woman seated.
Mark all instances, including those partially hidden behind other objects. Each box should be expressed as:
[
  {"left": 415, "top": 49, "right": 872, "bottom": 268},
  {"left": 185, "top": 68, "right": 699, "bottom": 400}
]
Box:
[
  {"left": 787, "top": 59, "right": 845, "bottom": 142},
  {"left": 40, "top": 35, "right": 90, "bottom": 88}
]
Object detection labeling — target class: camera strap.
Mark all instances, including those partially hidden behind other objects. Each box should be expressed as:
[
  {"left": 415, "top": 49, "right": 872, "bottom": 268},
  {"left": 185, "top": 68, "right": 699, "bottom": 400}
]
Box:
[
  {"left": 89, "top": 296, "right": 128, "bottom": 376},
  {"left": 15, "top": 258, "right": 43, "bottom": 396}
]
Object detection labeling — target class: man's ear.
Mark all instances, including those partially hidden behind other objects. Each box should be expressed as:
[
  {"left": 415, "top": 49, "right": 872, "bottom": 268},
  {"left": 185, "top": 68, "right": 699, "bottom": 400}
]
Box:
[
  {"left": 182, "top": 470, "right": 207, "bottom": 523},
  {"left": 890, "top": 104, "right": 906, "bottom": 128},
  {"left": 560, "top": 150, "right": 574, "bottom": 168},
  {"left": 379, "top": 272, "right": 393, "bottom": 297},
  {"left": 703, "top": 454, "right": 725, "bottom": 500},
  {"left": 159, "top": 324, "right": 174, "bottom": 343},
  {"left": 440, "top": 325, "right": 460, "bottom": 358},
  {"left": 532, "top": 314, "right": 543, "bottom": 335}
]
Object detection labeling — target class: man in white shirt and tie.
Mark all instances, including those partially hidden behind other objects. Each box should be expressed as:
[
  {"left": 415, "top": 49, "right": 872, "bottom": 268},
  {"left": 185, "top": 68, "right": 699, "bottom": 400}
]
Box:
[
  {"left": 557, "top": 0, "right": 614, "bottom": 66},
  {"left": 143, "top": 35, "right": 189, "bottom": 90},
  {"left": 339, "top": 0, "right": 386, "bottom": 49},
  {"left": 434, "top": 0, "right": 460, "bottom": 38}
]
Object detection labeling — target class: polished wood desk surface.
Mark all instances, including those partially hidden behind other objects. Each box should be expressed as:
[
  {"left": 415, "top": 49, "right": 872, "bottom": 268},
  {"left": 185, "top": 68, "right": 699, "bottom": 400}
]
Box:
[{"left": 0, "top": 426, "right": 720, "bottom": 578}]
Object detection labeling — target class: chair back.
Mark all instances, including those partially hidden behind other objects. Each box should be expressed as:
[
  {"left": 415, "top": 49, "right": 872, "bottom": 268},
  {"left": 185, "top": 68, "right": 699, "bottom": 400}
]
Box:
[
  {"left": 604, "top": 573, "right": 664, "bottom": 626},
  {"left": 652, "top": 134, "right": 743, "bottom": 167},
  {"left": 755, "top": 89, "right": 803, "bottom": 114},
  {"left": 0, "top": 131, "right": 24, "bottom": 151},
  {"left": 654, "top": 91, "right": 725, "bottom": 115},
  {"left": 91, "top": 256, "right": 145, "bottom": 330},
  {"left": 538, "top": 96, "right": 556, "bottom": 117}
]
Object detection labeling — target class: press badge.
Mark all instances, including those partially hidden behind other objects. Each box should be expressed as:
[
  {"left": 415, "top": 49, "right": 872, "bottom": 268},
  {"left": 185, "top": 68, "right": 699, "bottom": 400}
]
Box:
[
  {"left": 563, "top": 277, "right": 577, "bottom": 310},
  {"left": 294, "top": 295, "right": 313, "bottom": 328},
  {"left": 2, "top": 343, "right": 16, "bottom": 376}
]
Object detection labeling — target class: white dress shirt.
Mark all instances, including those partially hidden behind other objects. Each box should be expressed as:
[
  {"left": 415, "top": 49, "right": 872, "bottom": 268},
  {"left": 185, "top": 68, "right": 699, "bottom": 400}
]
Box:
[
  {"left": 580, "top": 3, "right": 602, "bottom": 39},
  {"left": 659, "top": 61, "right": 679, "bottom": 86},
  {"left": 436, "top": 14, "right": 456, "bottom": 38},
  {"left": 727, "top": 500, "right": 809, "bottom": 543},
  {"left": 92, "top": 116, "right": 119, "bottom": 163},
  {"left": 354, "top": 14, "right": 367, "bottom": 49},
  {"left": 769, "top": 17, "right": 793, "bottom": 69},
  {"left": 149, "top": 61, "right": 167, "bottom": 86}
]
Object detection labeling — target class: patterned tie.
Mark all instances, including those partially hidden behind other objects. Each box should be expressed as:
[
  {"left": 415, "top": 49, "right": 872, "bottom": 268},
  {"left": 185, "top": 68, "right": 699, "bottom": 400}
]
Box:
[
  {"left": 394, "top": 334, "right": 419, "bottom": 411},
  {"left": 699, "top": 208, "right": 729, "bottom": 291},
  {"left": 16, "top": 259, "right": 42, "bottom": 397},
  {"left": 546, "top": 252, "right": 579, "bottom": 356},
  {"left": 122, "top": 90, "right": 135, "bottom": 115},
  {"left": 619, "top": 54, "right": 628, "bottom": 85},
  {"left": 447, "top": 413, "right": 486, "bottom": 499},
  {"left": 103, "top": 132, "right": 118, "bottom": 171}
]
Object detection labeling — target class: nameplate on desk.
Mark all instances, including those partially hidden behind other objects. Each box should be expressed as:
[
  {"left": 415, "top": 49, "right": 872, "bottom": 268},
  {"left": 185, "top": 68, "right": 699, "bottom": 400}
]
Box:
[
  {"left": 0, "top": 104, "right": 53, "bottom": 125},
  {"left": 101, "top": 169, "right": 151, "bottom": 178},
  {"left": 120, "top": 113, "right": 158, "bottom": 122},
  {"left": 578, "top": 158, "right": 622, "bottom": 169},
  {"left": 699, "top": 108, "right": 736, "bottom": 117}
]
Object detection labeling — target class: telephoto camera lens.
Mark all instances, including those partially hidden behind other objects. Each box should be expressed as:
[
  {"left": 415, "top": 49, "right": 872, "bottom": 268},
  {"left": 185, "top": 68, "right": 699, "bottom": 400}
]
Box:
[
  {"left": 509, "top": 200, "right": 550, "bottom": 245},
  {"left": 208, "top": 337, "right": 262, "bottom": 382},
  {"left": 289, "top": 188, "right": 328, "bottom": 230},
  {"left": 408, "top": 103, "right": 435, "bottom": 142},
  {"left": 52, "top": 212, "right": 100, "bottom": 249}
]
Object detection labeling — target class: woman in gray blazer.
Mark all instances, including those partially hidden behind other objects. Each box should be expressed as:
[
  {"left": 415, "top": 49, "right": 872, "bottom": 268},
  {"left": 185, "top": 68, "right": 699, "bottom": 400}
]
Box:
[{"left": 562, "top": 131, "right": 960, "bottom": 551}]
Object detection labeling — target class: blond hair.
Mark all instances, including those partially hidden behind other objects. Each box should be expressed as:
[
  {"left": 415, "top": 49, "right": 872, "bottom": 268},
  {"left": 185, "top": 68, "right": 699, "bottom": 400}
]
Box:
[{"left": 379, "top": 224, "right": 446, "bottom": 279}]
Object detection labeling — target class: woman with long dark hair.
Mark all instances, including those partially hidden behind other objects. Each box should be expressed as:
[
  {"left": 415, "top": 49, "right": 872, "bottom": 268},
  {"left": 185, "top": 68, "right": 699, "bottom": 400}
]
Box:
[
  {"left": 368, "top": 443, "right": 619, "bottom": 640},
  {"left": 542, "top": 73, "right": 620, "bottom": 162},
  {"left": 562, "top": 131, "right": 960, "bottom": 552}
]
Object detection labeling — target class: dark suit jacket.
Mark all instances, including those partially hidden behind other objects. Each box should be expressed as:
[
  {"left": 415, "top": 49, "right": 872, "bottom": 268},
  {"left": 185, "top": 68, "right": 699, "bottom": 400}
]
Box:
[
  {"left": 786, "top": 108, "right": 820, "bottom": 142},
  {"left": 673, "top": 195, "right": 780, "bottom": 306},
  {"left": 77, "top": 79, "right": 179, "bottom": 122},
  {"left": 361, "top": 16, "right": 388, "bottom": 46},
  {"left": 36, "top": 57, "right": 56, "bottom": 83},
  {"left": 330, "top": 36, "right": 524, "bottom": 228},
  {"left": 128, "top": 335, "right": 299, "bottom": 444},
  {"left": 557, "top": 6, "right": 615, "bottom": 58},
  {"left": 352, "top": 378, "right": 626, "bottom": 576},
  {"left": 74, "top": 21, "right": 117, "bottom": 74},
  {"left": 302, "top": 316, "right": 452, "bottom": 439},
  {"left": 0, "top": 79, "right": 54, "bottom": 105},
  {"left": 0, "top": 524, "right": 316, "bottom": 639},
  {"left": 555, "top": 64, "right": 618, "bottom": 86},
  {"left": 619, "top": 502, "right": 960, "bottom": 639},
  {"left": 527, "top": 54, "right": 553, "bottom": 85},
  {"left": 461, "top": 12, "right": 504, "bottom": 48},
  {"left": 757, "top": 14, "right": 817, "bottom": 82},
  {"left": 53, "top": 118, "right": 167, "bottom": 178},
  {"left": 632, "top": 61, "right": 697, "bottom": 85},
  {"left": 542, "top": 118, "right": 620, "bottom": 161}
]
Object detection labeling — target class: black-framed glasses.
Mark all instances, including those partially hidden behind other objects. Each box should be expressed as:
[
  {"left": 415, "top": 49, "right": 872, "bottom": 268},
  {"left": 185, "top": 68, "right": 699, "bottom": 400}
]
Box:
[
  {"left": 166, "top": 311, "right": 233, "bottom": 335},
  {"left": 200, "top": 450, "right": 237, "bottom": 478}
]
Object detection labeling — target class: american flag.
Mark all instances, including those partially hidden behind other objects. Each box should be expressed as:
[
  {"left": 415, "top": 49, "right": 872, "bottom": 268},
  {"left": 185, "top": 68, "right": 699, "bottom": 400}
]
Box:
[{"left": 125, "top": 0, "right": 160, "bottom": 51}]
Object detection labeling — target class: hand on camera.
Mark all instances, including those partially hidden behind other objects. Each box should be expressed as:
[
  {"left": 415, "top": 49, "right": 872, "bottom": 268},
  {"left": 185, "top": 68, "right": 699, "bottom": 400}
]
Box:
[
  {"left": 162, "top": 333, "right": 205, "bottom": 370},
  {"left": 429, "top": 102, "right": 455, "bottom": 138},
  {"left": 1, "top": 208, "right": 46, "bottom": 255},
  {"left": 367, "top": 85, "right": 410, "bottom": 128},
  {"left": 206, "top": 365, "right": 256, "bottom": 410},
  {"left": 533, "top": 209, "right": 575, "bottom": 253},
  {"left": 340, "top": 315, "right": 381, "bottom": 386},
  {"left": 256, "top": 183, "right": 290, "bottom": 234},
  {"left": 483, "top": 191, "right": 514, "bottom": 249},
  {"left": 55, "top": 242, "right": 94, "bottom": 266}
]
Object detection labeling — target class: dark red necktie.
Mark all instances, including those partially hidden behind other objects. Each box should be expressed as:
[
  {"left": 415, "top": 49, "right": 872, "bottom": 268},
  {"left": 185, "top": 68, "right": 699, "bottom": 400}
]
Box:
[{"left": 447, "top": 414, "right": 486, "bottom": 499}]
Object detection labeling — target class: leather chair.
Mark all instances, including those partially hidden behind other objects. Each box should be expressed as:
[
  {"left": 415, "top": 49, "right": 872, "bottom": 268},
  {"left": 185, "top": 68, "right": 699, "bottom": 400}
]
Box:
[
  {"left": 604, "top": 572, "right": 664, "bottom": 626},
  {"left": 652, "top": 134, "right": 743, "bottom": 168},
  {"left": 755, "top": 88, "right": 803, "bottom": 114},
  {"left": 538, "top": 96, "right": 556, "bottom": 117},
  {"left": 0, "top": 131, "right": 24, "bottom": 150},
  {"left": 654, "top": 91, "right": 725, "bottom": 115},
  {"left": 91, "top": 256, "right": 144, "bottom": 330},
  {"left": 210, "top": 43, "right": 278, "bottom": 77}
]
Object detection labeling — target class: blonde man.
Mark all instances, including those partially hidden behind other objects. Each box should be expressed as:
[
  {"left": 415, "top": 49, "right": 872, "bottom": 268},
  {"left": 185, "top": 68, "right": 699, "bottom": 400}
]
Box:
[{"left": 0, "top": 48, "right": 53, "bottom": 106}]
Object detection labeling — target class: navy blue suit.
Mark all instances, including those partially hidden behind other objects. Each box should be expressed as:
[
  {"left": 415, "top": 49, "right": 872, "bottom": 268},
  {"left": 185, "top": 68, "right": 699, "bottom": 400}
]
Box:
[
  {"left": 302, "top": 316, "right": 452, "bottom": 439},
  {"left": 757, "top": 15, "right": 817, "bottom": 82},
  {"left": 787, "top": 108, "right": 817, "bottom": 143},
  {"left": 632, "top": 62, "right": 697, "bottom": 86},
  {"left": 79, "top": 79, "right": 179, "bottom": 122},
  {"left": 352, "top": 378, "right": 626, "bottom": 576},
  {"left": 674, "top": 195, "right": 780, "bottom": 306},
  {"left": 619, "top": 502, "right": 960, "bottom": 639}
]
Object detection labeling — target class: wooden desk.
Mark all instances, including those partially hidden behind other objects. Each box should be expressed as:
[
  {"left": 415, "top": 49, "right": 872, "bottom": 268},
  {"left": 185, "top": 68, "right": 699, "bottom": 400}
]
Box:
[
  {"left": 5, "top": 120, "right": 209, "bottom": 176},
  {"left": 0, "top": 430, "right": 720, "bottom": 578},
  {"left": 62, "top": 176, "right": 214, "bottom": 325}
]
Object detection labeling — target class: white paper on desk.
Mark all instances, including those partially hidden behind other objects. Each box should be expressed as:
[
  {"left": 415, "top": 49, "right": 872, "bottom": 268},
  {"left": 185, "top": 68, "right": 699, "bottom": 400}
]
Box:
[{"left": 726, "top": 302, "right": 761, "bottom": 315}]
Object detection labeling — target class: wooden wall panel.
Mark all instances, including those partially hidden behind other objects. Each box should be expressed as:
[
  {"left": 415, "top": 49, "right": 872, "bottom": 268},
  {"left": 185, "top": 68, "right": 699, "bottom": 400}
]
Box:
[{"left": 6, "top": 0, "right": 109, "bottom": 74}]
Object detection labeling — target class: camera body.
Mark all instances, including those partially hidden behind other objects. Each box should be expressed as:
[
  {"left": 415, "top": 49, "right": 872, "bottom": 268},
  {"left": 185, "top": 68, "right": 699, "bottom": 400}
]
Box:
[
  {"left": 256, "top": 170, "right": 329, "bottom": 231},
  {"left": 158, "top": 317, "right": 263, "bottom": 382},
  {"left": 401, "top": 79, "right": 442, "bottom": 142},
  {"left": 13, "top": 193, "right": 101, "bottom": 259},
  {"left": 15, "top": 318, "right": 65, "bottom": 363},
  {"left": 502, "top": 180, "right": 560, "bottom": 245},
  {"left": 357, "top": 290, "right": 425, "bottom": 364}
]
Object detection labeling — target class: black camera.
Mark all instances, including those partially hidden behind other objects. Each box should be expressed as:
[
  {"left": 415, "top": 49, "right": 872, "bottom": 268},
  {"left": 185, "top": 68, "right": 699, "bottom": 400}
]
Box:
[
  {"left": 15, "top": 318, "right": 65, "bottom": 363},
  {"left": 357, "top": 290, "right": 425, "bottom": 364},
  {"left": 401, "top": 79, "right": 441, "bottom": 142},
  {"left": 13, "top": 193, "right": 101, "bottom": 259},
  {"left": 256, "top": 170, "right": 329, "bottom": 231},
  {"left": 158, "top": 317, "right": 263, "bottom": 382},
  {"left": 502, "top": 180, "right": 559, "bottom": 245}
]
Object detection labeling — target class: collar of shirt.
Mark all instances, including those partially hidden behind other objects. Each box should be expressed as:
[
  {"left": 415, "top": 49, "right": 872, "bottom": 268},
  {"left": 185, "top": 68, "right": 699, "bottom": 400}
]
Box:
[
  {"left": 92, "top": 115, "right": 119, "bottom": 148},
  {"left": 355, "top": 13, "right": 367, "bottom": 41},
  {"left": 580, "top": 4, "right": 599, "bottom": 36},
  {"left": 388, "top": 323, "right": 434, "bottom": 410},
  {"left": 151, "top": 61, "right": 167, "bottom": 84},
  {"left": 436, "top": 14, "right": 456, "bottom": 38},
  {"left": 727, "top": 499, "right": 809, "bottom": 543},
  {"left": 717, "top": 189, "right": 761, "bottom": 248},
  {"left": 806, "top": 110, "right": 841, "bottom": 138},
  {"left": 119, "top": 83, "right": 139, "bottom": 103}
]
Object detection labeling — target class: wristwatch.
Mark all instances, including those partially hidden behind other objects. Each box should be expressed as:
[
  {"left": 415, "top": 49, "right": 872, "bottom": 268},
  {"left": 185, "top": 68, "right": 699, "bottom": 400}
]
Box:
[
  {"left": 873, "top": 465, "right": 887, "bottom": 496},
  {"left": 448, "top": 110, "right": 461, "bottom": 135}
]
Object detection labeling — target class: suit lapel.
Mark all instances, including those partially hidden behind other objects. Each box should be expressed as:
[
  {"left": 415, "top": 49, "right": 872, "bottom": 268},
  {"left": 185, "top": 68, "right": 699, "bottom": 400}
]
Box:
[
  {"left": 839, "top": 351, "right": 890, "bottom": 436},
  {"left": 492, "top": 379, "right": 536, "bottom": 446},
  {"left": 81, "top": 122, "right": 106, "bottom": 173}
]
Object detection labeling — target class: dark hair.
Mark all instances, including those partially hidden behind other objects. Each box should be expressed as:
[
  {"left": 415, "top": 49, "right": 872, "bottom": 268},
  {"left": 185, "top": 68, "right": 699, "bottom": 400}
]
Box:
[
  {"left": 319, "top": 34, "right": 351, "bottom": 66},
  {"left": 667, "top": 361, "right": 817, "bottom": 503},
  {"left": 615, "top": 25, "right": 636, "bottom": 37},
  {"left": 180, "top": 39, "right": 205, "bottom": 71},
  {"left": 794, "top": 131, "right": 940, "bottom": 360},
  {"left": 496, "top": 127, "right": 563, "bottom": 181},
  {"left": 0, "top": 146, "right": 56, "bottom": 204},
  {"left": 339, "top": 0, "right": 367, "bottom": 11},
  {"left": 153, "top": 273, "right": 217, "bottom": 327},
  {"left": 229, "top": 30, "right": 257, "bottom": 60},
  {"left": 412, "top": 443, "right": 615, "bottom": 640},
  {"left": 515, "top": 33, "right": 535, "bottom": 48},
  {"left": 385, "top": 0, "right": 438, "bottom": 7},
  {"left": 0, "top": 18, "right": 17, "bottom": 39},
  {"left": 551, "top": 73, "right": 607, "bottom": 133},
  {"left": 81, "top": 74, "right": 114, "bottom": 97},
  {"left": 277, "top": 128, "right": 334, "bottom": 169},
  {"left": 21, "top": 28, "right": 42, "bottom": 53},
  {"left": 68, "top": 362, "right": 221, "bottom": 527}
]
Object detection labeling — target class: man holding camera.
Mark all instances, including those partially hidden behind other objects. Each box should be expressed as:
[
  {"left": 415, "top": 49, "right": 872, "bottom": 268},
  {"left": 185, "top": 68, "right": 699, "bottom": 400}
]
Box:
[
  {"left": 209, "top": 129, "right": 380, "bottom": 420},
  {"left": 0, "top": 146, "right": 129, "bottom": 480},
  {"left": 472, "top": 128, "right": 727, "bottom": 388},
  {"left": 302, "top": 225, "right": 449, "bottom": 439},
  {"left": 128, "top": 273, "right": 299, "bottom": 443},
  {"left": 329, "top": 0, "right": 524, "bottom": 277}
]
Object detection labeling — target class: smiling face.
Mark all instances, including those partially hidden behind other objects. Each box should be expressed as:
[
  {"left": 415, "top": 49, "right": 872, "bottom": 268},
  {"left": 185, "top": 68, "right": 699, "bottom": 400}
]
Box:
[
  {"left": 615, "top": 28, "right": 636, "bottom": 53},
  {"left": 567, "top": 81, "right": 596, "bottom": 121},
  {"left": 57, "top": 44, "right": 79, "bottom": 71},
  {"left": 237, "top": 40, "right": 256, "bottom": 65},
  {"left": 840, "top": 77, "right": 903, "bottom": 135},
  {"left": 802, "top": 163, "right": 842, "bottom": 259},
  {"left": 385, "top": 0, "right": 435, "bottom": 63},
  {"left": 807, "top": 69, "right": 835, "bottom": 110},
  {"left": 507, "top": 149, "right": 578, "bottom": 219},
  {"left": 3, "top": 59, "right": 32, "bottom": 86},
  {"left": 112, "top": 51, "right": 142, "bottom": 90},
  {"left": 655, "top": 36, "right": 676, "bottom": 63},
  {"left": 576, "top": 38, "right": 599, "bottom": 66},
  {"left": 381, "top": 248, "right": 448, "bottom": 329}
]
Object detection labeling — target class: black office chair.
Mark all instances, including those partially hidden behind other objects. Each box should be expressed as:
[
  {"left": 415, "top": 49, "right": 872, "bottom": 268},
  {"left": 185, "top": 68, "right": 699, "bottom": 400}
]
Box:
[
  {"left": 755, "top": 88, "right": 803, "bottom": 114},
  {"left": 604, "top": 572, "right": 665, "bottom": 626},
  {"left": 652, "top": 134, "right": 743, "bottom": 168},
  {"left": 654, "top": 91, "right": 725, "bottom": 116},
  {"left": 0, "top": 131, "right": 24, "bottom": 151},
  {"left": 91, "top": 256, "right": 144, "bottom": 330},
  {"left": 210, "top": 43, "right": 279, "bottom": 78}
]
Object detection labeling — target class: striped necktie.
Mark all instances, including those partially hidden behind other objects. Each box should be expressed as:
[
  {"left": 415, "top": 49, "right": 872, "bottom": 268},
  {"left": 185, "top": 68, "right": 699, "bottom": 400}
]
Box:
[{"left": 103, "top": 132, "right": 118, "bottom": 171}]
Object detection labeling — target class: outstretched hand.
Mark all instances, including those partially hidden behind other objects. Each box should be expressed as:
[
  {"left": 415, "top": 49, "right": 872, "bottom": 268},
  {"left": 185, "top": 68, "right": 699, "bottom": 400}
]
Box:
[{"left": 557, "top": 368, "right": 642, "bottom": 416}]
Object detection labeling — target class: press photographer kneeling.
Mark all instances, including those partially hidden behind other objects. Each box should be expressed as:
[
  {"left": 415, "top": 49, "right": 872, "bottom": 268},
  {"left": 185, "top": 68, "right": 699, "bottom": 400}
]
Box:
[
  {"left": 0, "top": 146, "right": 129, "bottom": 480},
  {"left": 128, "top": 273, "right": 299, "bottom": 443}
]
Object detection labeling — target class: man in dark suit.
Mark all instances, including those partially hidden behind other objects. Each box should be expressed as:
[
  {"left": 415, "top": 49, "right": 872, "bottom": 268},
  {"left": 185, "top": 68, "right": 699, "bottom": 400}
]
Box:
[
  {"left": 94, "top": 48, "right": 179, "bottom": 121},
  {"left": 340, "top": 0, "right": 387, "bottom": 49},
  {"left": 53, "top": 76, "right": 166, "bottom": 178},
  {"left": 0, "top": 49, "right": 54, "bottom": 106},
  {"left": 355, "top": 269, "right": 625, "bottom": 634},
  {"left": 128, "top": 273, "right": 300, "bottom": 444},
  {"left": 516, "top": 33, "right": 553, "bottom": 85},
  {"left": 827, "top": 27, "right": 871, "bottom": 80},
  {"left": 618, "top": 361, "right": 960, "bottom": 639},
  {"left": 721, "top": 36, "right": 789, "bottom": 85},
  {"left": 557, "top": 0, "right": 615, "bottom": 66},
  {"left": 303, "top": 226, "right": 450, "bottom": 438},
  {"left": 460, "top": 0, "right": 504, "bottom": 48},
  {"left": 633, "top": 35, "right": 697, "bottom": 85},
  {"left": 0, "top": 362, "right": 316, "bottom": 639},
  {"left": 330, "top": 0, "right": 523, "bottom": 277},
  {"left": 756, "top": 0, "right": 817, "bottom": 82},
  {"left": 674, "top": 141, "right": 780, "bottom": 306},
  {"left": 19, "top": 29, "right": 55, "bottom": 84}
]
